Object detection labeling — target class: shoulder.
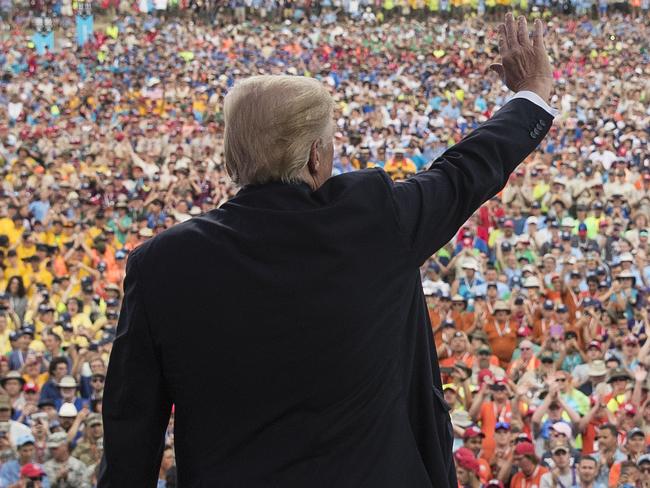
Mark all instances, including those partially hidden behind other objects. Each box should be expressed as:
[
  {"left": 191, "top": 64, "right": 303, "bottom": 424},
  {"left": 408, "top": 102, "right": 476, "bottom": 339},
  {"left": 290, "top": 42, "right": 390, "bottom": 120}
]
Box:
[{"left": 315, "top": 168, "right": 393, "bottom": 201}]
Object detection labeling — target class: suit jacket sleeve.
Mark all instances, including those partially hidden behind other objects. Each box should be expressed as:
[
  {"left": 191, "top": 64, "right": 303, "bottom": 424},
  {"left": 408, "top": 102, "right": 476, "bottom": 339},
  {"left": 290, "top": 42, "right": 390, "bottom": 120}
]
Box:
[
  {"left": 98, "top": 249, "right": 172, "bottom": 488},
  {"left": 386, "top": 98, "right": 555, "bottom": 266}
]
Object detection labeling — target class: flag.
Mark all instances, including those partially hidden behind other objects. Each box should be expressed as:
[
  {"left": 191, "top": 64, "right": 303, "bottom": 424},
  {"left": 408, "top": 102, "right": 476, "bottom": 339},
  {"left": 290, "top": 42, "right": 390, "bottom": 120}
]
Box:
[
  {"left": 76, "top": 14, "right": 94, "bottom": 47},
  {"left": 32, "top": 32, "right": 55, "bottom": 55}
]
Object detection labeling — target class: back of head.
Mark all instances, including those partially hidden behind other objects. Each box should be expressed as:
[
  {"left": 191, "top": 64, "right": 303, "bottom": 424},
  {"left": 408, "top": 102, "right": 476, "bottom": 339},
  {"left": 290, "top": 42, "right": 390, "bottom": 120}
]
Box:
[{"left": 224, "top": 75, "right": 335, "bottom": 186}]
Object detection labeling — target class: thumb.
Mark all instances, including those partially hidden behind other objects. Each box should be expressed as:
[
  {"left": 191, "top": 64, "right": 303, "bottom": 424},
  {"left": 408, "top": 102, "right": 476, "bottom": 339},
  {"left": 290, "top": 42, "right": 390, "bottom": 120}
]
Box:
[{"left": 489, "top": 63, "right": 505, "bottom": 82}]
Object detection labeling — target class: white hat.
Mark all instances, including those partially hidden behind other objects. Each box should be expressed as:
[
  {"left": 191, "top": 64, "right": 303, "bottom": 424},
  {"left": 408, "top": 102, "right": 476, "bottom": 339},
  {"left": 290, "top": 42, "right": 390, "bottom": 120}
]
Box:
[
  {"left": 58, "top": 402, "right": 78, "bottom": 418},
  {"left": 138, "top": 228, "right": 153, "bottom": 238},
  {"left": 553, "top": 177, "right": 567, "bottom": 187},
  {"left": 588, "top": 360, "right": 607, "bottom": 377},
  {"left": 526, "top": 216, "right": 538, "bottom": 225},
  {"left": 461, "top": 259, "right": 479, "bottom": 271},
  {"left": 189, "top": 206, "right": 202, "bottom": 216},
  {"left": 523, "top": 276, "right": 541, "bottom": 288},
  {"left": 66, "top": 192, "right": 79, "bottom": 201},
  {"left": 551, "top": 422, "right": 573, "bottom": 438},
  {"left": 517, "top": 235, "right": 531, "bottom": 244},
  {"left": 561, "top": 217, "right": 575, "bottom": 227},
  {"left": 619, "top": 252, "right": 634, "bottom": 263},
  {"left": 57, "top": 375, "right": 77, "bottom": 388}
]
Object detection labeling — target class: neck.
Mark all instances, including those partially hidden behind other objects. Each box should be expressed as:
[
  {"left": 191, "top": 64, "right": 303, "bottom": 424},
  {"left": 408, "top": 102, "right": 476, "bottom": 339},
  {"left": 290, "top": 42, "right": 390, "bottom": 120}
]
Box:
[{"left": 524, "top": 465, "right": 536, "bottom": 477}]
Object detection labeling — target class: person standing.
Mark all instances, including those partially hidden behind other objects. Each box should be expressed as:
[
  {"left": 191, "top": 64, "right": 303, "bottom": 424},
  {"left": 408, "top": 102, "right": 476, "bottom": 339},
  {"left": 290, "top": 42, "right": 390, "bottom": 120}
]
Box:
[{"left": 99, "top": 14, "right": 556, "bottom": 488}]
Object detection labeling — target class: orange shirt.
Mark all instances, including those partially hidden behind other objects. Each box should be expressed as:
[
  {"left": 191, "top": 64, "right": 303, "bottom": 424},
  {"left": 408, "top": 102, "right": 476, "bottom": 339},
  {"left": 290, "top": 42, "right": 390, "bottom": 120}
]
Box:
[
  {"left": 582, "top": 416, "right": 608, "bottom": 455},
  {"left": 532, "top": 317, "right": 553, "bottom": 344},
  {"left": 451, "top": 310, "right": 475, "bottom": 332},
  {"left": 429, "top": 308, "right": 446, "bottom": 347},
  {"left": 484, "top": 319, "right": 517, "bottom": 367},
  {"left": 478, "top": 401, "right": 513, "bottom": 462},
  {"left": 440, "top": 352, "right": 473, "bottom": 370},
  {"left": 477, "top": 458, "right": 492, "bottom": 485},
  {"left": 510, "top": 465, "right": 549, "bottom": 488},
  {"left": 609, "top": 461, "right": 622, "bottom": 487}
]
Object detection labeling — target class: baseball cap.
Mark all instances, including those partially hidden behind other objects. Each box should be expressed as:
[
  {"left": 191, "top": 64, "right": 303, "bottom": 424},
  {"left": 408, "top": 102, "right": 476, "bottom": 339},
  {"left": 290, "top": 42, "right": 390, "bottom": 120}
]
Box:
[
  {"left": 628, "top": 427, "right": 645, "bottom": 439},
  {"left": 19, "top": 463, "right": 44, "bottom": 478},
  {"left": 16, "top": 433, "right": 35, "bottom": 448},
  {"left": 551, "top": 422, "right": 572, "bottom": 438},
  {"left": 552, "top": 444, "right": 570, "bottom": 455},
  {"left": 463, "top": 425, "right": 485, "bottom": 439},
  {"left": 85, "top": 413, "right": 102, "bottom": 427},
  {"left": 495, "top": 422, "right": 511, "bottom": 431},
  {"left": 587, "top": 340, "right": 602, "bottom": 351},
  {"left": 543, "top": 300, "right": 554, "bottom": 310},
  {"left": 514, "top": 441, "right": 536, "bottom": 456},
  {"left": 46, "top": 431, "right": 68, "bottom": 449},
  {"left": 638, "top": 454, "right": 650, "bottom": 466}
]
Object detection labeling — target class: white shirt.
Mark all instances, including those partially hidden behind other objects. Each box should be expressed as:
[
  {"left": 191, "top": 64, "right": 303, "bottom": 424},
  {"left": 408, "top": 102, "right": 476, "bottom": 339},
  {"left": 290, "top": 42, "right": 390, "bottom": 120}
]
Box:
[{"left": 509, "top": 90, "right": 559, "bottom": 117}]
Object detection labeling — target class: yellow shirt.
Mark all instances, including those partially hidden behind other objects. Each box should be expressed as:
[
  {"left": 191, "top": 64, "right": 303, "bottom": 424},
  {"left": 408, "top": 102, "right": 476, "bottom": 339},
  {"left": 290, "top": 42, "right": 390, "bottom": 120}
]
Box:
[
  {"left": 16, "top": 244, "right": 37, "bottom": 261},
  {"left": 71, "top": 313, "right": 94, "bottom": 334},
  {"left": 22, "top": 372, "right": 49, "bottom": 389},
  {"left": 4, "top": 261, "right": 26, "bottom": 281},
  {"left": 0, "top": 329, "right": 11, "bottom": 355},
  {"left": 0, "top": 218, "right": 15, "bottom": 238}
]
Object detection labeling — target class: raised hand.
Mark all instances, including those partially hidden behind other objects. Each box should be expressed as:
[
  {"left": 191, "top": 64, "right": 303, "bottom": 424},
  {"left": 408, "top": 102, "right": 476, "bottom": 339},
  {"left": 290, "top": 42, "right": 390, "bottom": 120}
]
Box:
[{"left": 489, "top": 13, "right": 553, "bottom": 103}]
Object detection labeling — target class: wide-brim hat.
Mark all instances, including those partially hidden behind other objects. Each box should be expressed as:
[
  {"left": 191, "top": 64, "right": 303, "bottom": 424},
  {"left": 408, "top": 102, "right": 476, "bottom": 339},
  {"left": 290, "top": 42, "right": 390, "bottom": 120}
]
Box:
[
  {"left": 588, "top": 360, "right": 607, "bottom": 377},
  {"left": 616, "top": 270, "right": 636, "bottom": 284},
  {"left": 57, "top": 375, "right": 77, "bottom": 388},
  {"left": 0, "top": 371, "right": 26, "bottom": 387},
  {"left": 493, "top": 301, "right": 511, "bottom": 313}
]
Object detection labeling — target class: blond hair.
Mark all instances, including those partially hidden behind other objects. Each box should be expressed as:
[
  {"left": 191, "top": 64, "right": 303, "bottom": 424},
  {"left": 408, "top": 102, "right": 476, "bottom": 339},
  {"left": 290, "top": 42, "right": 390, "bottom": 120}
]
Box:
[{"left": 223, "top": 75, "right": 335, "bottom": 186}]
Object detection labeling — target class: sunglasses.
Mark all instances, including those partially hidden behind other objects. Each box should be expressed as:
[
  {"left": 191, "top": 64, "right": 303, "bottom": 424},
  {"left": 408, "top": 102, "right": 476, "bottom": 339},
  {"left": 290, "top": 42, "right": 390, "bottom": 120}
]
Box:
[
  {"left": 553, "top": 450, "right": 568, "bottom": 456},
  {"left": 642, "top": 467, "right": 650, "bottom": 474}
]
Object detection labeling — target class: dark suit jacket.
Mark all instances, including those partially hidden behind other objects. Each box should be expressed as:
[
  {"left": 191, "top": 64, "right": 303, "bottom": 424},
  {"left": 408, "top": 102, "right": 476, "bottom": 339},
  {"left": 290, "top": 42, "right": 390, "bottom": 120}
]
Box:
[{"left": 98, "top": 98, "right": 554, "bottom": 488}]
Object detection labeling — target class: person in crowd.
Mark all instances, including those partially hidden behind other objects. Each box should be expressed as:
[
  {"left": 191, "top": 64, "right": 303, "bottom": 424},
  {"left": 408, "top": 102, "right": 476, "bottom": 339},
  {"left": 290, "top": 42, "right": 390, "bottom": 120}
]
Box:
[{"left": 0, "top": 2, "right": 646, "bottom": 486}]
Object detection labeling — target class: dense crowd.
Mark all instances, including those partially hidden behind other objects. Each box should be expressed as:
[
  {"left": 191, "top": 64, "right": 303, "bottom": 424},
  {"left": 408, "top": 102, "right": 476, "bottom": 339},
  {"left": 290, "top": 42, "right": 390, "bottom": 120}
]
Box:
[{"left": 0, "top": 0, "right": 649, "bottom": 486}]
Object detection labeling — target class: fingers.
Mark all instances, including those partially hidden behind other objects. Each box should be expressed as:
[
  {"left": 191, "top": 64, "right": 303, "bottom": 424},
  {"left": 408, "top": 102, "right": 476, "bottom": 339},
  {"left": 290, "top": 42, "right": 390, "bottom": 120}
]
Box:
[
  {"left": 497, "top": 23, "right": 508, "bottom": 53},
  {"left": 532, "top": 18, "right": 545, "bottom": 49},
  {"left": 489, "top": 63, "right": 505, "bottom": 82},
  {"left": 517, "top": 15, "right": 530, "bottom": 47},
  {"left": 504, "top": 12, "right": 518, "bottom": 49}
]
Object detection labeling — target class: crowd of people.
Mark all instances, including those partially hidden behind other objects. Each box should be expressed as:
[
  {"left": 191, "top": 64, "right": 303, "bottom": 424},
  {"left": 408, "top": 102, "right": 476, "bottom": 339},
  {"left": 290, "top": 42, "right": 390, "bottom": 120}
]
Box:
[{"left": 0, "top": 0, "right": 648, "bottom": 486}]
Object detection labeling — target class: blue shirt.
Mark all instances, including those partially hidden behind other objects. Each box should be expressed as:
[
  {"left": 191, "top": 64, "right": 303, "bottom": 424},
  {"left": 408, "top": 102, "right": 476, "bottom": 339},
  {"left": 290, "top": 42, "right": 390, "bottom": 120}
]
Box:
[
  {"left": 28, "top": 200, "right": 50, "bottom": 223},
  {"left": 0, "top": 460, "right": 50, "bottom": 487}
]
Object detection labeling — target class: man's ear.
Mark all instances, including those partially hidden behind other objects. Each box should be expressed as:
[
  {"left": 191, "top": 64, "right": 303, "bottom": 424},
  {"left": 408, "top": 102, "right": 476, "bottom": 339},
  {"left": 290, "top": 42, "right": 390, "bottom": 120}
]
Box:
[{"left": 307, "top": 139, "right": 321, "bottom": 176}]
